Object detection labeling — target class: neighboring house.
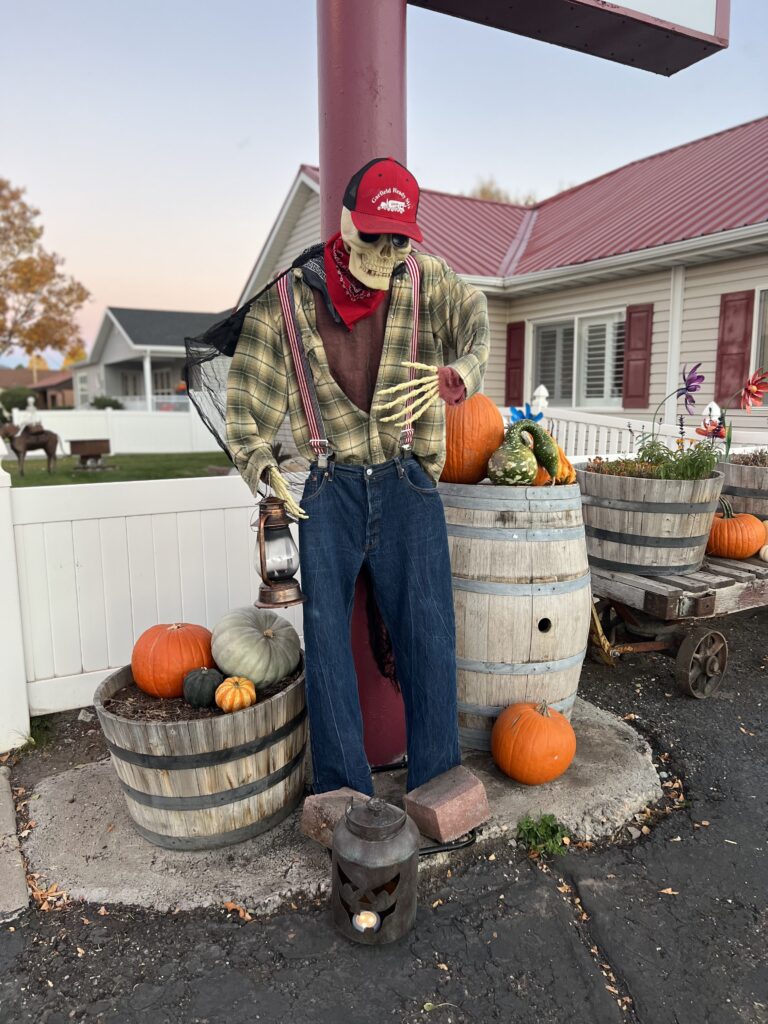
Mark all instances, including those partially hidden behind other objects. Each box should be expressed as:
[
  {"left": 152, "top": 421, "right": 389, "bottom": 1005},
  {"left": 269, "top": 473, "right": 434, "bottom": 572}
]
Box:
[
  {"left": 0, "top": 367, "right": 35, "bottom": 394},
  {"left": 239, "top": 116, "right": 768, "bottom": 429},
  {"left": 74, "top": 307, "right": 221, "bottom": 411},
  {"left": 31, "top": 370, "right": 74, "bottom": 409}
]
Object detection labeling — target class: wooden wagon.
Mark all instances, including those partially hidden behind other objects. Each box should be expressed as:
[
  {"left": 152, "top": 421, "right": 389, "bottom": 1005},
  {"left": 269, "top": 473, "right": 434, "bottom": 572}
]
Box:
[{"left": 589, "top": 555, "right": 768, "bottom": 698}]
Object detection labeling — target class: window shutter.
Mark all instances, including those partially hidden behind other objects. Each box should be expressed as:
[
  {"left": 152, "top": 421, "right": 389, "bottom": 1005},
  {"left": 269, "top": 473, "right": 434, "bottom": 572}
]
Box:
[
  {"left": 715, "top": 291, "right": 754, "bottom": 405},
  {"left": 622, "top": 304, "right": 653, "bottom": 409},
  {"left": 505, "top": 321, "right": 525, "bottom": 406}
]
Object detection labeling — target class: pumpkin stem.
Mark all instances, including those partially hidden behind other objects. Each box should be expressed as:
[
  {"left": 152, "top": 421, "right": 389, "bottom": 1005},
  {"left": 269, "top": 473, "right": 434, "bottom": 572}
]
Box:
[
  {"left": 263, "top": 628, "right": 274, "bottom": 639},
  {"left": 718, "top": 495, "right": 735, "bottom": 519},
  {"left": 536, "top": 699, "right": 551, "bottom": 717}
]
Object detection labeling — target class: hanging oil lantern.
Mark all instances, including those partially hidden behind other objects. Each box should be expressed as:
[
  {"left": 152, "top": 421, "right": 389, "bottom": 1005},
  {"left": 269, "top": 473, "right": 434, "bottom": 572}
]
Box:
[
  {"left": 331, "top": 796, "right": 419, "bottom": 945},
  {"left": 252, "top": 496, "right": 306, "bottom": 608}
]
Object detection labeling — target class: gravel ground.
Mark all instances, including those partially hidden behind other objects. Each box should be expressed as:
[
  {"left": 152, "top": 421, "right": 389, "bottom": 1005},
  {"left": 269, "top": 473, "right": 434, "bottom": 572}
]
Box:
[{"left": 1, "top": 607, "right": 766, "bottom": 1024}]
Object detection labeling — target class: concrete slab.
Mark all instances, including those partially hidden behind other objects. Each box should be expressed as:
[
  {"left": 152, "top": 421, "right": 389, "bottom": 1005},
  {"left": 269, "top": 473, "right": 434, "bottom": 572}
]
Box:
[
  {"left": 0, "top": 767, "right": 29, "bottom": 920},
  {"left": 22, "top": 699, "right": 660, "bottom": 912}
]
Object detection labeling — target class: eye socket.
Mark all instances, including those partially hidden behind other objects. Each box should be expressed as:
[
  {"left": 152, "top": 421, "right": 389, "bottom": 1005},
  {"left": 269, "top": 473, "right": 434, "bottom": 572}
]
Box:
[{"left": 357, "top": 231, "right": 411, "bottom": 248}]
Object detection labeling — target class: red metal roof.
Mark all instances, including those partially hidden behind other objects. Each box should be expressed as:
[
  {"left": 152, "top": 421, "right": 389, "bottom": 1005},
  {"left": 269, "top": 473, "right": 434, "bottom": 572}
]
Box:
[
  {"left": 31, "top": 370, "right": 73, "bottom": 389},
  {"left": 300, "top": 117, "right": 768, "bottom": 279}
]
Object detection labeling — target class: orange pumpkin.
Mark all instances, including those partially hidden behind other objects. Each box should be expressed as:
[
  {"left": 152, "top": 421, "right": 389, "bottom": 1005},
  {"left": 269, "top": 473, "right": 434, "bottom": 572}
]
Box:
[
  {"left": 532, "top": 442, "right": 576, "bottom": 485},
  {"left": 491, "top": 700, "right": 576, "bottom": 785},
  {"left": 215, "top": 676, "right": 257, "bottom": 713},
  {"left": 706, "top": 498, "right": 765, "bottom": 559},
  {"left": 440, "top": 393, "right": 505, "bottom": 484},
  {"left": 131, "top": 622, "right": 214, "bottom": 698}
]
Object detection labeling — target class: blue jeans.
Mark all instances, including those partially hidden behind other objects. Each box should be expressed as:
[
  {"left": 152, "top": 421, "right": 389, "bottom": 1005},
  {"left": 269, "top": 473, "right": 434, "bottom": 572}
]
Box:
[{"left": 299, "top": 454, "right": 461, "bottom": 795}]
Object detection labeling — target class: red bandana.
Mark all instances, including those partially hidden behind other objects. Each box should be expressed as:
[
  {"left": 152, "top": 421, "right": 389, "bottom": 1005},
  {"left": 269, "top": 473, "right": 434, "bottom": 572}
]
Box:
[{"left": 323, "top": 233, "right": 388, "bottom": 330}]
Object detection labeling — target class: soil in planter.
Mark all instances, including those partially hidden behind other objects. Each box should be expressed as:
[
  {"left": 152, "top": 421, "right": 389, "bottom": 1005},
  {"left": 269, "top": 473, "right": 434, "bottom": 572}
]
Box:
[{"left": 103, "top": 661, "right": 304, "bottom": 723}]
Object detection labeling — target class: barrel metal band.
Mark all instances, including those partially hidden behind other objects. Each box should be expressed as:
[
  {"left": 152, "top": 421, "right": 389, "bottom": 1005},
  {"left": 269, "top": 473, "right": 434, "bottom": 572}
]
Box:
[
  {"left": 129, "top": 792, "right": 303, "bottom": 852},
  {"left": 441, "top": 495, "right": 582, "bottom": 512},
  {"left": 458, "top": 690, "right": 578, "bottom": 719},
  {"left": 581, "top": 495, "right": 719, "bottom": 514},
  {"left": 119, "top": 747, "right": 306, "bottom": 810},
  {"left": 722, "top": 484, "right": 768, "bottom": 500},
  {"left": 457, "top": 649, "right": 587, "bottom": 676},
  {"left": 587, "top": 556, "right": 703, "bottom": 575},
  {"left": 447, "top": 524, "right": 585, "bottom": 543},
  {"left": 451, "top": 573, "right": 591, "bottom": 597},
  {"left": 585, "top": 526, "right": 710, "bottom": 549},
  {"left": 105, "top": 706, "right": 307, "bottom": 770}
]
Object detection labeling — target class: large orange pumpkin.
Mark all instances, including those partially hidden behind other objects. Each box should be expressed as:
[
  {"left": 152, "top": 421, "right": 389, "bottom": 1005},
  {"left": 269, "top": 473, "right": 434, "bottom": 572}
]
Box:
[
  {"left": 706, "top": 498, "right": 765, "bottom": 559},
  {"left": 532, "top": 442, "right": 576, "bottom": 485},
  {"left": 131, "top": 622, "right": 214, "bottom": 698},
  {"left": 440, "top": 393, "right": 505, "bottom": 484},
  {"left": 491, "top": 700, "right": 576, "bottom": 785}
]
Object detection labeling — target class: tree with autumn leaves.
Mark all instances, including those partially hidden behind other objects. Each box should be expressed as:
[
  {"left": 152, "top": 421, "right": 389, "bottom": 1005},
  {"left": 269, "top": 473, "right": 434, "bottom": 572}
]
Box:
[{"left": 0, "top": 178, "right": 89, "bottom": 364}]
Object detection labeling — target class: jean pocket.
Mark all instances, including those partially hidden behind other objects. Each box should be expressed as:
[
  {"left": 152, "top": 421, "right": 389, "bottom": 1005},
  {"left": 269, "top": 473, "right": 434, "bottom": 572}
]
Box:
[
  {"left": 302, "top": 471, "right": 330, "bottom": 503},
  {"left": 402, "top": 460, "right": 439, "bottom": 495}
]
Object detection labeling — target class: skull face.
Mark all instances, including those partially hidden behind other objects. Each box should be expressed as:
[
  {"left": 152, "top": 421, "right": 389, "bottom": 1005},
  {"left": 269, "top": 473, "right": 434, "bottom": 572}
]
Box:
[{"left": 340, "top": 207, "right": 412, "bottom": 290}]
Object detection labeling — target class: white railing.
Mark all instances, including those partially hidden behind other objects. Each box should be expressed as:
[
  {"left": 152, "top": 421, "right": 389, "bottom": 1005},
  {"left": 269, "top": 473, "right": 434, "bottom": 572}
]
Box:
[
  {"left": 119, "top": 394, "right": 190, "bottom": 413},
  {"left": 0, "top": 464, "right": 303, "bottom": 751}
]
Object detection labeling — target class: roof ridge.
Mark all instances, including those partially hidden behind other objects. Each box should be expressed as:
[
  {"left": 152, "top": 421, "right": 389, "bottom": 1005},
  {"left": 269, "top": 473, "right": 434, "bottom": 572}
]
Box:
[
  {"left": 109, "top": 306, "right": 220, "bottom": 316},
  {"left": 536, "top": 114, "right": 768, "bottom": 209}
]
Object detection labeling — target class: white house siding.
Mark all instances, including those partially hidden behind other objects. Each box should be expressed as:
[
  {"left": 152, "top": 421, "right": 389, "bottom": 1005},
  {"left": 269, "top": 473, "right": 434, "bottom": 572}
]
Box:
[
  {"left": 681, "top": 252, "right": 768, "bottom": 430},
  {"left": 268, "top": 192, "right": 322, "bottom": 280},
  {"left": 508, "top": 271, "right": 671, "bottom": 417},
  {"left": 483, "top": 295, "right": 511, "bottom": 406}
]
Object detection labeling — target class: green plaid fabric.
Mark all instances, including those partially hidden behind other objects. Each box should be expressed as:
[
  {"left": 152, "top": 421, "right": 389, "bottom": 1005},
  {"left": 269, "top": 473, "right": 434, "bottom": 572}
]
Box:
[{"left": 226, "top": 252, "right": 490, "bottom": 494}]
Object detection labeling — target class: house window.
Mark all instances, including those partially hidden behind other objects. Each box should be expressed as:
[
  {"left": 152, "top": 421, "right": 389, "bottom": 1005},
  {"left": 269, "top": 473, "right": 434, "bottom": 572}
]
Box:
[
  {"left": 152, "top": 369, "right": 172, "bottom": 394},
  {"left": 76, "top": 373, "right": 89, "bottom": 406},
  {"left": 757, "top": 290, "right": 768, "bottom": 370},
  {"left": 534, "top": 312, "right": 625, "bottom": 408},
  {"left": 120, "top": 372, "right": 141, "bottom": 396}
]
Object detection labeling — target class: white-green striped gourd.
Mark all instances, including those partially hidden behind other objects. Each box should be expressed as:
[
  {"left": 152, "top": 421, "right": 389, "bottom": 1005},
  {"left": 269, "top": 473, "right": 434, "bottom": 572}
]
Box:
[{"left": 488, "top": 420, "right": 560, "bottom": 485}]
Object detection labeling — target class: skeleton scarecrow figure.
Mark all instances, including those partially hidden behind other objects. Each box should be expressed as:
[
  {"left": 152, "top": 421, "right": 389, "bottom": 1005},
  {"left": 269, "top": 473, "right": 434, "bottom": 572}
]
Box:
[{"left": 186, "top": 158, "right": 489, "bottom": 794}]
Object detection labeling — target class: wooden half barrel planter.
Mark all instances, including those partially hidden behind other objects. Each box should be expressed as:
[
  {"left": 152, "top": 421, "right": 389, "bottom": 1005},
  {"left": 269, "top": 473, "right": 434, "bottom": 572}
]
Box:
[
  {"left": 575, "top": 470, "right": 724, "bottom": 576},
  {"left": 94, "top": 667, "right": 307, "bottom": 850},
  {"left": 718, "top": 461, "right": 768, "bottom": 522},
  {"left": 439, "top": 481, "right": 591, "bottom": 751}
]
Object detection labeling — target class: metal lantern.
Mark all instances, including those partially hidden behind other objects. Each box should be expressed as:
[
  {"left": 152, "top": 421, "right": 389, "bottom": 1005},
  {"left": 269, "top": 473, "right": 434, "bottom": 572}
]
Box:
[
  {"left": 253, "top": 497, "right": 306, "bottom": 608},
  {"left": 331, "top": 796, "right": 420, "bottom": 945}
]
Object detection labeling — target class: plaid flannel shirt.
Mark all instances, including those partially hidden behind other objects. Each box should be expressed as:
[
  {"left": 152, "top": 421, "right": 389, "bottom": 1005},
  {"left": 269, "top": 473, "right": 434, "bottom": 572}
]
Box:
[{"left": 226, "top": 252, "right": 490, "bottom": 494}]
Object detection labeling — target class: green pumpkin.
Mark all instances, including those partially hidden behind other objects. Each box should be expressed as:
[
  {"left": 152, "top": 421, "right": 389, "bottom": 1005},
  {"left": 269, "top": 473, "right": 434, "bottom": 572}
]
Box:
[
  {"left": 211, "top": 608, "right": 301, "bottom": 690},
  {"left": 488, "top": 420, "right": 560, "bottom": 486},
  {"left": 183, "top": 667, "right": 225, "bottom": 708}
]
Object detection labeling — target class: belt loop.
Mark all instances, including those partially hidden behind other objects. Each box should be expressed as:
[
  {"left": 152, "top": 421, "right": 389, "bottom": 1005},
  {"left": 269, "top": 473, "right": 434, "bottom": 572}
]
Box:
[{"left": 394, "top": 455, "right": 404, "bottom": 479}]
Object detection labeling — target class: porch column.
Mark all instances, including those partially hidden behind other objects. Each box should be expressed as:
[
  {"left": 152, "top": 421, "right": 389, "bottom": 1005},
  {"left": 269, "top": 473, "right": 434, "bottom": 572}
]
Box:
[
  {"left": 0, "top": 463, "right": 31, "bottom": 750},
  {"left": 142, "top": 351, "right": 153, "bottom": 412},
  {"left": 316, "top": 0, "right": 407, "bottom": 238}
]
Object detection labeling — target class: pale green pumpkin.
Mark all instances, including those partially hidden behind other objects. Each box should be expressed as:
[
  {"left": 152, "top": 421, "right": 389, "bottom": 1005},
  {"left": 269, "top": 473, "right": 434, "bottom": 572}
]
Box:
[
  {"left": 488, "top": 420, "right": 560, "bottom": 486},
  {"left": 211, "top": 607, "right": 301, "bottom": 689}
]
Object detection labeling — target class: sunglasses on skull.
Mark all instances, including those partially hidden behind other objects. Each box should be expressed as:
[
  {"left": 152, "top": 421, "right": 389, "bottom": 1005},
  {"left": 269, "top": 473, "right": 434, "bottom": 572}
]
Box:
[{"left": 358, "top": 231, "right": 411, "bottom": 248}]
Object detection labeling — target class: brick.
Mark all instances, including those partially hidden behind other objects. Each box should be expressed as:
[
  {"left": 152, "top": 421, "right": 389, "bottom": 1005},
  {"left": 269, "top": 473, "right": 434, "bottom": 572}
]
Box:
[
  {"left": 299, "top": 787, "right": 370, "bottom": 848},
  {"left": 404, "top": 766, "right": 490, "bottom": 843}
]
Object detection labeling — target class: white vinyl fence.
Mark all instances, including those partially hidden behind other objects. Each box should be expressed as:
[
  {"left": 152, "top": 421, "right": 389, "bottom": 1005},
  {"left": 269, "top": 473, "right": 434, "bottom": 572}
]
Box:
[{"left": 0, "top": 464, "right": 303, "bottom": 751}]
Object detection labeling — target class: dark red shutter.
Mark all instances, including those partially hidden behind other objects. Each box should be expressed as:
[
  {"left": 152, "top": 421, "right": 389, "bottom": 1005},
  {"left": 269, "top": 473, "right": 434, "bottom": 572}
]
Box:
[
  {"left": 505, "top": 322, "right": 525, "bottom": 406},
  {"left": 714, "top": 291, "right": 754, "bottom": 405},
  {"left": 622, "top": 304, "right": 653, "bottom": 409}
]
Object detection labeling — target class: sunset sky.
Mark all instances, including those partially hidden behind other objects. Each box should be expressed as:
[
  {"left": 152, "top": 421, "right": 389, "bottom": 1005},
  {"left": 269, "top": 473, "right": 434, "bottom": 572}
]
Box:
[{"left": 3, "top": 0, "right": 767, "bottom": 367}]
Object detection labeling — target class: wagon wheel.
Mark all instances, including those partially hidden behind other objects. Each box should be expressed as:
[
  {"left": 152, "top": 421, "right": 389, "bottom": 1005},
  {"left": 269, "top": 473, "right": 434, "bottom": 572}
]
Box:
[{"left": 675, "top": 628, "right": 728, "bottom": 698}]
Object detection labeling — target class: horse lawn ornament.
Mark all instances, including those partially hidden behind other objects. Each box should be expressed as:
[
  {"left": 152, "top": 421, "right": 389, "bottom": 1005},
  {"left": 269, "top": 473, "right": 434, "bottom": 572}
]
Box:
[{"left": 0, "top": 423, "right": 61, "bottom": 477}]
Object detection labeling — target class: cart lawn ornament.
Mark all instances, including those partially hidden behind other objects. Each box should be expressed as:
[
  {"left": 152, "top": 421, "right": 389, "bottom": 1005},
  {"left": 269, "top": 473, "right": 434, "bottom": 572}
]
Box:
[
  {"left": 0, "top": 423, "right": 61, "bottom": 477},
  {"left": 252, "top": 496, "right": 305, "bottom": 608},
  {"left": 331, "top": 797, "right": 419, "bottom": 945}
]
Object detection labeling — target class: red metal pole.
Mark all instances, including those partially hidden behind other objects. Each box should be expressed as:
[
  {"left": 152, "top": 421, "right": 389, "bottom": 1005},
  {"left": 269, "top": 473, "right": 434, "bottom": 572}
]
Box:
[{"left": 316, "top": 0, "right": 407, "bottom": 239}]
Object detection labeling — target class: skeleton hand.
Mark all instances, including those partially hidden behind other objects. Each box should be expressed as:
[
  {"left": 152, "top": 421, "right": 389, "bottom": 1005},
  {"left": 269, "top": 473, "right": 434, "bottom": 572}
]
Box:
[
  {"left": 375, "top": 362, "right": 466, "bottom": 429},
  {"left": 267, "top": 466, "right": 308, "bottom": 520}
]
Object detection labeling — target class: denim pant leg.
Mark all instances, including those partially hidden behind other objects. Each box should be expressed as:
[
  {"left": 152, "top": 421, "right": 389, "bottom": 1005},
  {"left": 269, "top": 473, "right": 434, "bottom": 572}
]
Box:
[
  {"left": 299, "top": 466, "right": 372, "bottom": 795},
  {"left": 366, "top": 458, "right": 461, "bottom": 791}
]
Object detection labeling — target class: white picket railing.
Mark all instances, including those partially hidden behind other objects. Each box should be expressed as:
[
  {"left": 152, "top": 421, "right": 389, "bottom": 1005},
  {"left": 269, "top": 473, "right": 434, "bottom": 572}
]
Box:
[{"left": 0, "top": 463, "right": 303, "bottom": 751}]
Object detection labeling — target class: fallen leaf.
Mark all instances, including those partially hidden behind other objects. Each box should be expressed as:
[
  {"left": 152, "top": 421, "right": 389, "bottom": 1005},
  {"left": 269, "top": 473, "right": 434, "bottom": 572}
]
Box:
[
  {"left": 436, "top": 962, "right": 449, "bottom": 971},
  {"left": 561, "top": 836, "right": 571, "bottom": 846},
  {"left": 0, "top": 753, "right": 10, "bottom": 763},
  {"left": 431, "top": 899, "right": 443, "bottom": 908},
  {"left": 658, "top": 888, "right": 679, "bottom": 895},
  {"left": 76, "top": 947, "right": 85, "bottom": 958},
  {"left": 487, "top": 853, "right": 496, "bottom": 861},
  {"left": 641, "top": 826, "right": 651, "bottom": 835},
  {"left": 622, "top": 713, "right": 639, "bottom": 721},
  {"left": 669, "top": 836, "right": 682, "bottom": 842},
  {"left": 605, "top": 985, "right": 619, "bottom": 994},
  {"left": 81, "top": 917, "right": 91, "bottom": 926},
  {"left": 106, "top": 823, "right": 115, "bottom": 833},
  {"left": 557, "top": 884, "right": 572, "bottom": 894},
  {"left": 223, "top": 901, "right": 252, "bottom": 922},
  {"left": 97, "top": 906, "right": 109, "bottom": 916}
]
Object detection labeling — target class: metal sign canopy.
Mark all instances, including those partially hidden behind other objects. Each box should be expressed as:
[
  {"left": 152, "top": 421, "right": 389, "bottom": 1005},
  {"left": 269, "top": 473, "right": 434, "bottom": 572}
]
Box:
[{"left": 409, "top": 0, "right": 730, "bottom": 76}]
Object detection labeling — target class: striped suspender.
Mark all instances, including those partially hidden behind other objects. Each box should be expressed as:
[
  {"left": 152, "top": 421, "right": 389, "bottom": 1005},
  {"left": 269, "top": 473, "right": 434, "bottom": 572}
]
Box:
[{"left": 275, "top": 258, "right": 422, "bottom": 461}]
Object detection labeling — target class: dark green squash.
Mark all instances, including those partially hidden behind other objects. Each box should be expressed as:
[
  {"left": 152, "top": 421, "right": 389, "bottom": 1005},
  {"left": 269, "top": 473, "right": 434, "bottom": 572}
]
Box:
[{"left": 183, "top": 667, "right": 225, "bottom": 708}]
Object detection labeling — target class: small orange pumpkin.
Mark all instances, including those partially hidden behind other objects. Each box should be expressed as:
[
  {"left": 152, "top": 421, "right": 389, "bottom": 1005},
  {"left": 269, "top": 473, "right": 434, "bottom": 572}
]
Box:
[
  {"left": 215, "top": 676, "right": 257, "bottom": 713},
  {"left": 491, "top": 700, "right": 576, "bottom": 785},
  {"left": 706, "top": 498, "right": 765, "bottom": 559},
  {"left": 131, "top": 622, "right": 214, "bottom": 698},
  {"left": 532, "top": 442, "right": 576, "bottom": 486},
  {"left": 440, "top": 392, "right": 505, "bottom": 484}
]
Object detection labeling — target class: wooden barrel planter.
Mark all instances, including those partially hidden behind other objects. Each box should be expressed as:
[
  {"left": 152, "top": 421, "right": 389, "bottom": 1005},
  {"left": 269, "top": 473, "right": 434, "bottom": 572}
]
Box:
[
  {"left": 575, "top": 470, "right": 723, "bottom": 576},
  {"left": 718, "top": 461, "right": 768, "bottom": 521},
  {"left": 439, "top": 481, "right": 591, "bottom": 752},
  {"left": 94, "top": 667, "right": 307, "bottom": 850}
]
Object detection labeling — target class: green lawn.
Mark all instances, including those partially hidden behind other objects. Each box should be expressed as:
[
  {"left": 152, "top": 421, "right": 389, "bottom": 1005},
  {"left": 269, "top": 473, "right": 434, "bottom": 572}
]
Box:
[{"left": 1, "top": 451, "right": 233, "bottom": 487}]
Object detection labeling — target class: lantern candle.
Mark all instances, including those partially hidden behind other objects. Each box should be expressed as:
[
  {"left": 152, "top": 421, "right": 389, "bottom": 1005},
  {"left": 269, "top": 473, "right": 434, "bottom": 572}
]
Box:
[{"left": 351, "top": 910, "right": 381, "bottom": 933}]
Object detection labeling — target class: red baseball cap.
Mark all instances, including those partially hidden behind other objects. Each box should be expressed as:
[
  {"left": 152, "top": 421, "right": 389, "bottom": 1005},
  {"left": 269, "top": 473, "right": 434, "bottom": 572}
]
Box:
[{"left": 343, "top": 157, "right": 423, "bottom": 243}]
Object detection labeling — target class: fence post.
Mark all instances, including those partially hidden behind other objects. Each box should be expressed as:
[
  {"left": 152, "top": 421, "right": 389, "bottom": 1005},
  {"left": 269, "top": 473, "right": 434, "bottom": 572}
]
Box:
[{"left": 0, "top": 463, "right": 30, "bottom": 750}]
